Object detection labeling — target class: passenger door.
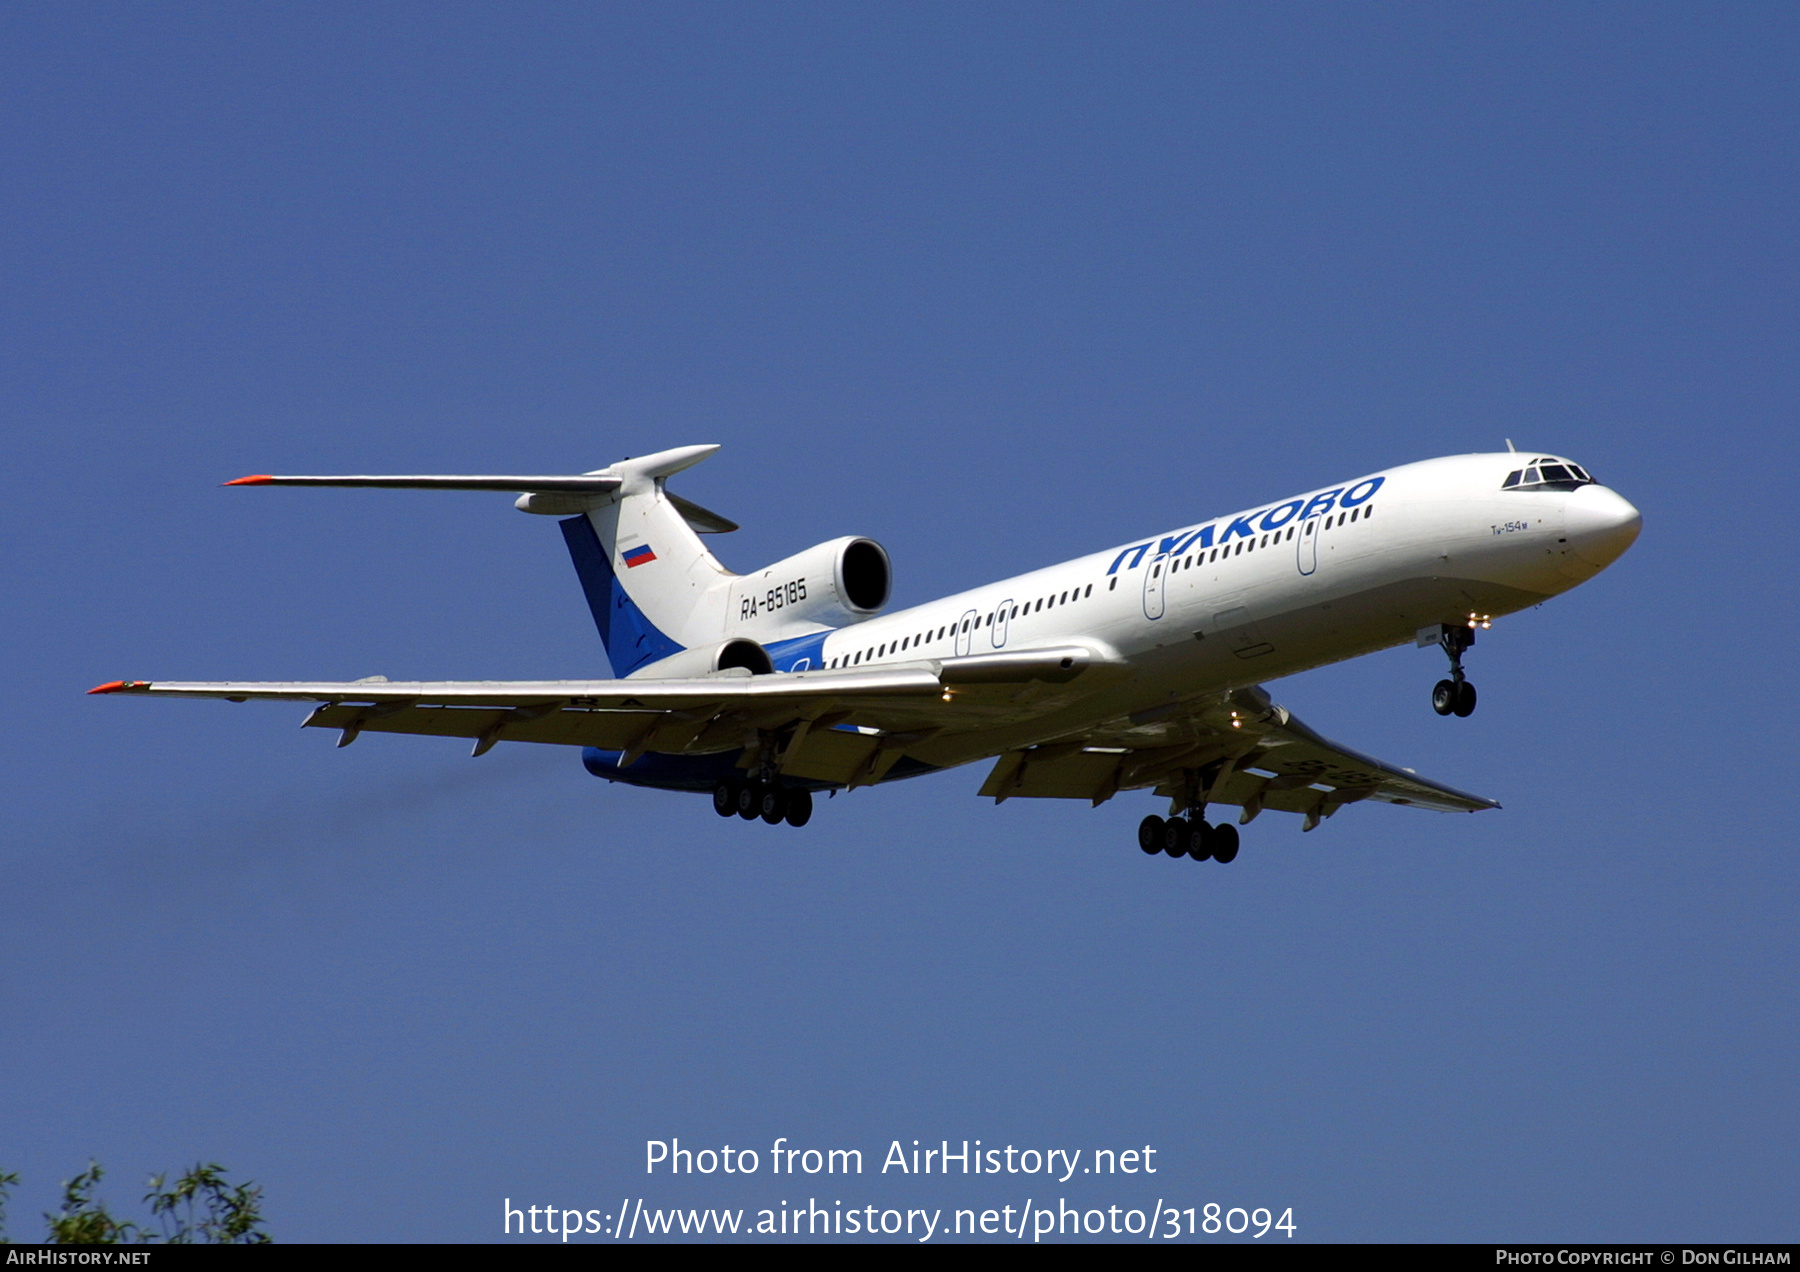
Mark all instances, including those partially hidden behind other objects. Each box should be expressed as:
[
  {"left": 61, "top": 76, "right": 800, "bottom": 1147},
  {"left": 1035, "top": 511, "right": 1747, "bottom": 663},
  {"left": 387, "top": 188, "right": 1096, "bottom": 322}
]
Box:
[
  {"left": 990, "top": 599, "right": 1013, "bottom": 648},
  {"left": 1142, "top": 554, "right": 1167, "bottom": 620},
  {"left": 954, "top": 608, "right": 978, "bottom": 657},
  {"left": 1296, "top": 515, "right": 1321, "bottom": 576}
]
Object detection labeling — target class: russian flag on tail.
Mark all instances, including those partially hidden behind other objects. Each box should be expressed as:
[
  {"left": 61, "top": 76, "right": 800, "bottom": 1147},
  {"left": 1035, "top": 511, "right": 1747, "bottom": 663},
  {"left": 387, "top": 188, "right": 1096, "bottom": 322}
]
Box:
[{"left": 622, "top": 544, "right": 657, "bottom": 568}]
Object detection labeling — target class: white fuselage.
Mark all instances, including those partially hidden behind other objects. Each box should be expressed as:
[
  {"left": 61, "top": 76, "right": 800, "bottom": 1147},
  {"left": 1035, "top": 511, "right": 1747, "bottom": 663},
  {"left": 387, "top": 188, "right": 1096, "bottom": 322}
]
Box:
[{"left": 800, "top": 452, "right": 1638, "bottom": 766}]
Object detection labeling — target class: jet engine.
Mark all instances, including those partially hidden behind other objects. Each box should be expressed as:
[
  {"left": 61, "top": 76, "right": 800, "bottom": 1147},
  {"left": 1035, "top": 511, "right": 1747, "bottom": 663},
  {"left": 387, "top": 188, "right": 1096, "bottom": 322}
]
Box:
[
  {"left": 628, "top": 636, "right": 775, "bottom": 680},
  {"left": 728, "top": 536, "right": 891, "bottom": 634}
]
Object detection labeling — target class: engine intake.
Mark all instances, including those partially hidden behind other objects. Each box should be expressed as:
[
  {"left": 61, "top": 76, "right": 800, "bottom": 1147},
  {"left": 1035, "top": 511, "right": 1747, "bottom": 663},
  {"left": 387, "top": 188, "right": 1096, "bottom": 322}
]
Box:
[
  {"left": 838, "top": 538, "right": 891, "bottom": 612},
  {"left": 627, "top": 637, "right": 773, "bottom": 680}
]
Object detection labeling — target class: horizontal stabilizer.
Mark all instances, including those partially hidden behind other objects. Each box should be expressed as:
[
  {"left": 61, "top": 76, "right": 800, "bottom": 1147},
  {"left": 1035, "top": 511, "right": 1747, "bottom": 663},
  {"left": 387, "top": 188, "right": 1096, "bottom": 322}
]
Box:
[
  {"left": 224, "top": 474, "right": 623, "bottom": 493},
  {"left": 665, "top": 491, "right": 739, "bottom": 534}
]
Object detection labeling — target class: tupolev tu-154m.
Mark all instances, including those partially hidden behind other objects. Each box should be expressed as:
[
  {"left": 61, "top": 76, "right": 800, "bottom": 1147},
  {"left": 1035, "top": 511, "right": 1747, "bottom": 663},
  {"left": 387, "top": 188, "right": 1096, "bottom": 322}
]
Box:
[{"left": 91, "top": 445, "right": 1641, "bottom": 863}]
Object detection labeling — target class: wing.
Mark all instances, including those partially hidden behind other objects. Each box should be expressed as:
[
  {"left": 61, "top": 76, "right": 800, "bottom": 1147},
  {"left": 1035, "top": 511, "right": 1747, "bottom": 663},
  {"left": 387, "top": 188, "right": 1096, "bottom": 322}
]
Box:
[
  {"left": 977, "top": 685, "right": 1497, "bottom": 828},
  {"left": 89, "top": 647, "right": 1112, "bottom": 785}
]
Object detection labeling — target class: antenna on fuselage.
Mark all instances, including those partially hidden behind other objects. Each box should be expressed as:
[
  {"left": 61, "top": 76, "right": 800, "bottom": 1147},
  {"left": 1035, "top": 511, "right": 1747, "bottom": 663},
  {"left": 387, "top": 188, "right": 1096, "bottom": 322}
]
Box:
[{"left": 1505, "top": 438, "right": 1517, "bottom": 452}]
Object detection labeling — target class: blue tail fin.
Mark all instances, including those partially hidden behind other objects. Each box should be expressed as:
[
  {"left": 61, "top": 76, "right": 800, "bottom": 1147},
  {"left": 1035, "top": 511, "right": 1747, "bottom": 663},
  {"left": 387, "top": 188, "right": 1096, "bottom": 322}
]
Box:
[{"left": 560, "top": 515, "right": 684, "bottom": 676}]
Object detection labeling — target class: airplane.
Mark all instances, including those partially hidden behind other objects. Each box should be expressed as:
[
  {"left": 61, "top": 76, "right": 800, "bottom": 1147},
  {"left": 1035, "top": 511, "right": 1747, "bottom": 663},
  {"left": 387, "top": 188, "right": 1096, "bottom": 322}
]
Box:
[{"left": 90, "top": 444, "right": 1641, "bottom": 863}]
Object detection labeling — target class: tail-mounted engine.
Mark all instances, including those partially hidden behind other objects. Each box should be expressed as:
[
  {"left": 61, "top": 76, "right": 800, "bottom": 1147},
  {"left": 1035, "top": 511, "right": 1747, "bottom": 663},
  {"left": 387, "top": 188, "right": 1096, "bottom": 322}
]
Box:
[
  {"left": 628, "top": 637, "right": 774, "bottom": 680},
  {"left": 728, "top": 536, "right": 891, "bottom": 637}
]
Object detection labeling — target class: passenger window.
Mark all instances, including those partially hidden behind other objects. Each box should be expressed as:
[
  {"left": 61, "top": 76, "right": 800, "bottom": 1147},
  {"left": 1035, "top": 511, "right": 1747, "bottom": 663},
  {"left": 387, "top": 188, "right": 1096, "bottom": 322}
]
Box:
[
  {"left": 1084, "top": 584, "right": 1092, "bottom": 597},
  {"left": 1109, "top": 577, "right": 1117, "bottom": 590},
  {"left": 1365, "top": 505, "right": 1373, "bottom": 518}
]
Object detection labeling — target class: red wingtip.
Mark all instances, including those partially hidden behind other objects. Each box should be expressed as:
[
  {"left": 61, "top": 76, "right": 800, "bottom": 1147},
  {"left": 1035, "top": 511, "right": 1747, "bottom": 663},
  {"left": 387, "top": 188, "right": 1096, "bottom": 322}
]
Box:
[
  {"left": 88, "top": 680, "right": 130, "bottom": 694},
  {"left": 223, "top": 474, "right": 274, "bottom": 486}
]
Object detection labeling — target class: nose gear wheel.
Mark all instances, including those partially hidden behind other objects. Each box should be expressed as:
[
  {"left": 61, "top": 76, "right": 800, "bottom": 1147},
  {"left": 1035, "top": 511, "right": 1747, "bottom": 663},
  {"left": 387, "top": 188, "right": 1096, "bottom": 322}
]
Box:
[{"left": 1431, "top": 625, "right": 1478, "bottom": 717}]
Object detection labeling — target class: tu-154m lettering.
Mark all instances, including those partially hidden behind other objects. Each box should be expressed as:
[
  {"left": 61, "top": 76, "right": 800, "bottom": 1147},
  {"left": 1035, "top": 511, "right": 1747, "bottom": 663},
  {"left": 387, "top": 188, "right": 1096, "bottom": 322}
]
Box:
[{"left": 92, "top": 445, "right": 1640, "bottom": 863}]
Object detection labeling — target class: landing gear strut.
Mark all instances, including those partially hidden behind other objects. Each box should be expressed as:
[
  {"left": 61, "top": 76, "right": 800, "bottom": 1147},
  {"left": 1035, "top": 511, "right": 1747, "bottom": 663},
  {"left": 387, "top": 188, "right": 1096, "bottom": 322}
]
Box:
[{"left": 1431, "top": 625, "right": 1478, "bottom": 718}]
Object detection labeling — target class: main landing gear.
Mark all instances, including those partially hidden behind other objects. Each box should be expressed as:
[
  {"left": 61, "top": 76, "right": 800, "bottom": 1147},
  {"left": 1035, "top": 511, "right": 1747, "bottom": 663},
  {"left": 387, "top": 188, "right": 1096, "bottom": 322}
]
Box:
[
  {"left": 1431, "top": 624, "right": 1479, "bottom": 718},
  {"left": 713, "top": 779, "right": 813, "bottom": 828},
  {"left": 1137, "top": 814, "right": 1239, "bottom": 864}
]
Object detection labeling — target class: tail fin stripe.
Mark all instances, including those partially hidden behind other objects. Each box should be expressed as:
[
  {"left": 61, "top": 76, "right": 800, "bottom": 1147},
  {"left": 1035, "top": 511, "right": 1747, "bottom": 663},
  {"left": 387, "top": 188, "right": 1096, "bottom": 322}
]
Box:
[{"left": 560, "top": 516, "right": 684, "bottom": 676}]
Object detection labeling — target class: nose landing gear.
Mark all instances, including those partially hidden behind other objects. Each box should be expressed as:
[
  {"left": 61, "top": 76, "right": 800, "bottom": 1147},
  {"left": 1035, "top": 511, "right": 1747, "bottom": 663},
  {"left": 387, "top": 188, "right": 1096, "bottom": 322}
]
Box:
[{"left": 1429, "top": 624, "right": 1479, "bottom": 717}]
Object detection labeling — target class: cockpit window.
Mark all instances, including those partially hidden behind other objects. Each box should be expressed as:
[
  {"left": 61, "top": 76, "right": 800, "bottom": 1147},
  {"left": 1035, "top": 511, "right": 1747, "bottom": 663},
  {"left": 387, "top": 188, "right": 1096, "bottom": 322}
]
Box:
[{"left": 1502, "top": 457, "right": 1596, "bottom": 492}]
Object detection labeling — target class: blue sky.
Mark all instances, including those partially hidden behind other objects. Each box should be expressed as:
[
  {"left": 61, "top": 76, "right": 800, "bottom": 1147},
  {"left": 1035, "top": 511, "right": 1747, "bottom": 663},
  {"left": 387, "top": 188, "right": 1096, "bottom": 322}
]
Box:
[{"left": 2, "top": 2, "right": 1795, "bottom": 1242}]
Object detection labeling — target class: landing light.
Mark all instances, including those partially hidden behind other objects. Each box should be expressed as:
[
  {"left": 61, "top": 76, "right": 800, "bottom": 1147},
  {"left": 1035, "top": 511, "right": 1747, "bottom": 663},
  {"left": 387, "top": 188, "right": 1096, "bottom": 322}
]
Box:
[{"left": 1467, "top": 612, "right": 1492, "bottom": 630}]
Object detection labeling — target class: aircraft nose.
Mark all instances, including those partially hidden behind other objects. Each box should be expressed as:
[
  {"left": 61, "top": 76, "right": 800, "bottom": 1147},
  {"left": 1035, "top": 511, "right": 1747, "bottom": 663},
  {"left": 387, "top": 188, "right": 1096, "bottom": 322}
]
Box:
[{"left": 1565, "top": 484, "right": 1642, "bottom": 570}]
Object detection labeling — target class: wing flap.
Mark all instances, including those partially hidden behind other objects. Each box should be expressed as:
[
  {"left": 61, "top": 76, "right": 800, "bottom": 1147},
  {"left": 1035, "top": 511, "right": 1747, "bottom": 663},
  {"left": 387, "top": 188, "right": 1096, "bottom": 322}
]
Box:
[
  {"left": 304, "top": 702, "right": 667, "bottom": 750},
  {"left": 979, "top": 749, "right": 1122, "bottom": 802}
]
